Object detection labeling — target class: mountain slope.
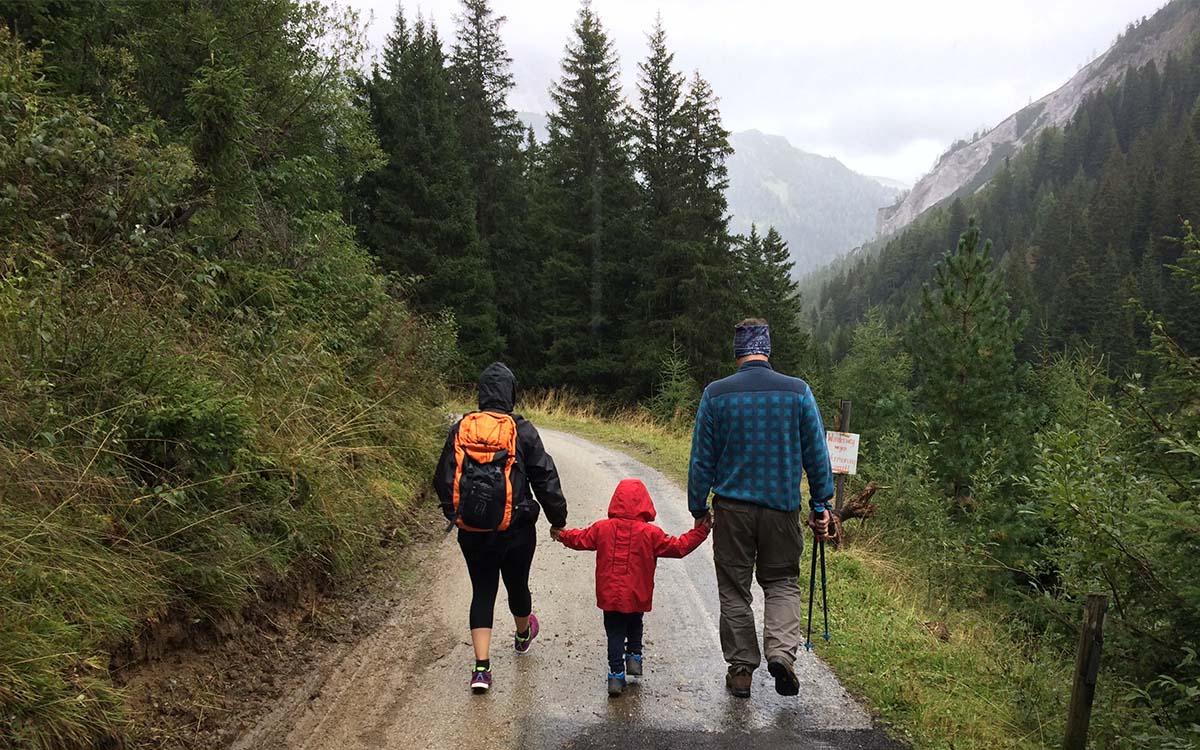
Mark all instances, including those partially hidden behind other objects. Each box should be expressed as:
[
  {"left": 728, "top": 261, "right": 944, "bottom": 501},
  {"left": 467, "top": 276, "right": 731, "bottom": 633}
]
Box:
[
  {"left": 813, "top": 0, "right": 1200, "bottom": 372},
  {"left": 877, "top": 0, "right": 1200, "bottom": 237},
  {"left": 726, "top": 129, "right": 902, "bottom": 273},
  {"left": 517, "top": 114, "right": 901, "bottom": 274}
]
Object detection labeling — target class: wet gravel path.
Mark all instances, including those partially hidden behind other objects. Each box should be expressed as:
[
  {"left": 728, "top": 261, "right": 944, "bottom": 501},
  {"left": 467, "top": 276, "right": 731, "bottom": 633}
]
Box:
[{"left": 232, "top": 429, "right": 902, "bottom": 750}]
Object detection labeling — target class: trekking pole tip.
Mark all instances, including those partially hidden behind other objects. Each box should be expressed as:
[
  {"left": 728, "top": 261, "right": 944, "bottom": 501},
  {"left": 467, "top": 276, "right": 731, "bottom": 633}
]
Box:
[
  {"left": 822, "top": 632, "right": 831, "bottom": 641},
  {"left": 804, "top": 641, "right": 813, "bottom": 651}
]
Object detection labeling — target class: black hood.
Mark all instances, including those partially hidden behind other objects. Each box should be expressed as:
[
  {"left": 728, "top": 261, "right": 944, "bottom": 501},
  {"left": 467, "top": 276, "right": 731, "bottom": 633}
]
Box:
[{"left": 478, "top": 362, "right": 517, "bottom": 413}]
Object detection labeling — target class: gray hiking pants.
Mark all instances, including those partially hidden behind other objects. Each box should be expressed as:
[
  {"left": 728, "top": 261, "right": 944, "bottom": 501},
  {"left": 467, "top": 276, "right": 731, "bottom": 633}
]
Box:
[{"left": 713, "top": 496, "right": 804, "bottom": 671}]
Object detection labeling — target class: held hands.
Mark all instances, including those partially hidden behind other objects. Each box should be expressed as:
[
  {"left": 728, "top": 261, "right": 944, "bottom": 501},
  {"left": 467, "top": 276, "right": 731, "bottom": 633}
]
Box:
[
  {"left": 549, "top": 526, "right": 564, "bottom": 542},
  {"left": 694, "top": 511, "right": 714, "bottom": 531},
  {"left": 806, "top": 509, "right": 834, "bottom": 541}
]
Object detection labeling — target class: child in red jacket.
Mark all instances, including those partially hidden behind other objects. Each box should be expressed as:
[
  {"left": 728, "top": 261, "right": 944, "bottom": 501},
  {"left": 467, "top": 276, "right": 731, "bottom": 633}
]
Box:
[{"left": 556, "top": 478, "right": 710, "bottom": 696}]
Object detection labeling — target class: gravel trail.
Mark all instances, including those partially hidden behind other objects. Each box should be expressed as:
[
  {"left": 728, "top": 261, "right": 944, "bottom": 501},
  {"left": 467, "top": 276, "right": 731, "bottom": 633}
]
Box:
[{"left": 232, "top": 429, "right": 901, "bottom": 750}]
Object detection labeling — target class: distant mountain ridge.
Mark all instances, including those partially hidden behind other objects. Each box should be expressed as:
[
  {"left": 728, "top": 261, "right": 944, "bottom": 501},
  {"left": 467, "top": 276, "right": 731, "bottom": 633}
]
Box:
[
  {"left": 725, "top": 130, "right": 903, "bottom": 273},
  {"left": 516, "top": 114, "right": 902, "bottom": 274},
  {"left": 877, "top": 0, "right": 1200, "bottom": 237}
]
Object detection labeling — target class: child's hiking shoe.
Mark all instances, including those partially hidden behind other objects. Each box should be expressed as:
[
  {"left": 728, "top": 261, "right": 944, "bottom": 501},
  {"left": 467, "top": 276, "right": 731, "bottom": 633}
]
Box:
[
  {"left": 469, "top": 666, "right": 493, "bottom": 693},
  {"left": 624, "top": 653, "right": 643, "bottom": 676},
  {"left": 607, "top": 672, "right": 627, "bottom": 697},
  {"left": 514, "top": 613, "right": 540, "bottom": 654},
  {"left": 767, "top": 659, "right": 800, "bottom": 696}
]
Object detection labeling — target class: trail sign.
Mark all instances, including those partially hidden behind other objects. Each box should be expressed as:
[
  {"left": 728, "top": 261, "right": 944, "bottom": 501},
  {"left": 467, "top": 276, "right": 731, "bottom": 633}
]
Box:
[{"left": 826, "top": 431, "right": 860, "bottom": 475}]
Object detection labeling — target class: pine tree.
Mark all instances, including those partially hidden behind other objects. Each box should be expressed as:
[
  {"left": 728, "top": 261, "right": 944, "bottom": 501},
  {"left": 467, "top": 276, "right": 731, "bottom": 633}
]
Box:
[
  {"left": 736, "top": 226, "right": 807, "bottom": 374},
  {"left": 626, "top": 16, "right": 688, "bottom": 394},
  {"left": 669, "top": 70, "right": 739, "bottom": 385},
  {"left": 355, "top": 7, "right": 502, "bottom": 374},
  {"left": 830, "top": 308, "right": 914, "bottom": 444},
  {"left": 634, "top": 15, "right": 685, "bottom": 221},
  {"left": 909, "top": 219, "right": 1026, "bottom": 501},
  {"left": 539, "top": 1, "right": 642, "bottom": 391},
  {"left": 448, "top": 0, "right": 540, "bottom": 371},
  {"left": 448, "top": 0, "right": 522, "bottom": 241}
]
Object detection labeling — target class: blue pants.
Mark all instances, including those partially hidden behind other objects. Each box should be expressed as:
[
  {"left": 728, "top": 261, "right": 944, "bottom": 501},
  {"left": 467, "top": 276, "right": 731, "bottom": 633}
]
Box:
[{"left": 603, "top": 611, "right": 644, "bottom": 673}]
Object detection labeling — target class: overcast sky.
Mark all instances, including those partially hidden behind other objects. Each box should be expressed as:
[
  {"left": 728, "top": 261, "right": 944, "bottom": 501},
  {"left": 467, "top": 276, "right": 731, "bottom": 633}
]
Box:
[{"left": 344, "top": 0, "right": 1167, "bottom": 184}]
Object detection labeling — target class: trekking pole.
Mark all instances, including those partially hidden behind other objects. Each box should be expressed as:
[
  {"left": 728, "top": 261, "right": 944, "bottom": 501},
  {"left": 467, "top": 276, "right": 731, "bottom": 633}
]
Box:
[
  {"left": 804, "top": 528, "right": 819, "bottom": 651},
  {"left": 819, "top": 536, "right": 831, "bottom": 642}
]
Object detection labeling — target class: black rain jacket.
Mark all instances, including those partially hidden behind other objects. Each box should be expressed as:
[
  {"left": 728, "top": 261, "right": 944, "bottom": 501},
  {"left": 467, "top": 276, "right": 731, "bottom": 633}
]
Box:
[{"left": 433, "top": 363, "right": 568, "bottom": 530}]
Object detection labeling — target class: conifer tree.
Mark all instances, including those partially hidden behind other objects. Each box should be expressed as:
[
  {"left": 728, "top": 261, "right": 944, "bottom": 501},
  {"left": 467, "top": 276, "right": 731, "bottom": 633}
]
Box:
[
  {"left": 909, "top": 219, "right": 1026, "bottom": 501},
  {"left": 448, "top": 0, "right": 540, "bottom": 369},
  {"left": 678, "top": 72, "right": 733, "bottom": 241},
  {"left": 634, "top": 15, "right": 685, "bottom": 220},
  {"left": 665, "top": 70, "right": 739, "bottom": 386},
  {"left": 539, "top": 1, "right": 642, "bottom": 390},
  {"left": 830, "top": 308, "right": 913, "bottom": 443},
  {"left": 355, "top": 7, "right": 502, "bottom": 374},
  {"left": 448, "top": 0, "right": 522, "bottom": 241},
  {"left": 737, "top": 226, "right": 807, "bottom": 374},
  {"left": 626, "top": 16, "right": 688, "bottom": 393}
]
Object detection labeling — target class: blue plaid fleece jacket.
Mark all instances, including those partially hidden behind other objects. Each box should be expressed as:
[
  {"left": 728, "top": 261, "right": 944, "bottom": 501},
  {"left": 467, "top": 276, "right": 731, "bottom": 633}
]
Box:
[{"left": 688, "top": 360, "right": 835, "bottom": 517}]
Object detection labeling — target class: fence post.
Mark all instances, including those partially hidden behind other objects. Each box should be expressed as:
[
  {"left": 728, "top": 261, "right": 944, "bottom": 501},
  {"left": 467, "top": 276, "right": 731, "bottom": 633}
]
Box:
[
  {"left": 1064, "top": 594, "right": 1108, "bottom": 750},
  {"left": 833, "top": 399, "right": 851, "bottom": 513}
]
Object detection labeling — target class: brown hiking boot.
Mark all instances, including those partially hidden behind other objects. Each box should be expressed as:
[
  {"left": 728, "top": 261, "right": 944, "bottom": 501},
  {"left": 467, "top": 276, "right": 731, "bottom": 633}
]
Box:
[
  {"left": 725, "top": 668, "right": 752, "bottom": 698},
  {"left": 767, "top": 659, "right": 800, "bottom": 696}
]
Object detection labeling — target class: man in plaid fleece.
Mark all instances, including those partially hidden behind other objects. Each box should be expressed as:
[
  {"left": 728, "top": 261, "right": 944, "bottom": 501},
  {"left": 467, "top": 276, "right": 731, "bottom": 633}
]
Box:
[{"left": 688, "top": 318, "right": 835, "bottom": 699}]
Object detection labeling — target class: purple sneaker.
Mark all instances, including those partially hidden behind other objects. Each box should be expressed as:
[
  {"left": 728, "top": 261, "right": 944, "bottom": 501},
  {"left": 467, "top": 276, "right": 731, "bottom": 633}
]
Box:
[
  {"left": 514, "top": 614, "right": 539, "bottom": 654},
  {"left": 470, "top": 667, "right": 492, "bottom": 693}
]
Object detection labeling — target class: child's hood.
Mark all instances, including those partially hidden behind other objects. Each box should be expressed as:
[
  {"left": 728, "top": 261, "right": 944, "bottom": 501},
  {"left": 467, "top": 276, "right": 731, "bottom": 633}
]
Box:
[{"left": 607, "top": 478, "right": 656, "bottom": 522}]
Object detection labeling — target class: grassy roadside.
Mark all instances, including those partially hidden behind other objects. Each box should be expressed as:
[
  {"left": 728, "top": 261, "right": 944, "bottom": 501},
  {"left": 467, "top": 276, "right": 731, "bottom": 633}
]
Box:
[{"left": 517, "top": 392, "right": 1081, "bottom": 750}]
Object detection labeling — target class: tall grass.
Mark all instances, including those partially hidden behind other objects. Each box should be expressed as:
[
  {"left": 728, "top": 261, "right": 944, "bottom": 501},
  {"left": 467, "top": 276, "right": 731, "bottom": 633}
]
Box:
[{"left": 0, "top": 307, "right": 446, "bottom": 748}]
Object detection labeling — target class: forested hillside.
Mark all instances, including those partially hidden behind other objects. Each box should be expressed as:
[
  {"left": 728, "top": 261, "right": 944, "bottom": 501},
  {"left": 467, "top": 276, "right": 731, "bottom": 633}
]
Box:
[
  {"left": 877, "top": 0, "right": 1200, "bottom": 237},
  {"left": 812, "top": 23, "right": 1200, "bottom": 370},
  {"left": 0, "top": 2, "right": 450, "bottom": 746},
  {"left": 793, "top": 5, "right": 1200, "bottom": 746}
]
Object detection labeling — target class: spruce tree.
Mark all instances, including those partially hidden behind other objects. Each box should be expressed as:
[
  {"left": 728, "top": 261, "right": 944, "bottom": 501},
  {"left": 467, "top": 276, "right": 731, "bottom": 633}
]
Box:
[
  {"left": 448, "top": 0, "right": 522, "bottom": 241},
  {"left": 492, "top": 126, "right": 546, "bottom": 378},
  {"left": 634, "top": 15, "right": 685, "bottom": 220},
  {"left": 736, "top": 226, "right": 807, "bottom": 374},
  {"left": 626, "top": 39, "right": 739, "bottom": 392},
  {"left": 909, "top": 219, "right": 1025, "bottom": 501},
  {"left": 539, "top": 1, "right": 642, "bottom": 391},
  {"left": 355, "top": 7, "right": 502, "bottom": 375},
  {"left": 448, "top": 0, "right": 540, "bottom": 371},
  {"left": 627, "top": 16, "right": 688, "bottom": 393},
  {"left": 655, "top": 68, "right": 738, "bottom": 387}
]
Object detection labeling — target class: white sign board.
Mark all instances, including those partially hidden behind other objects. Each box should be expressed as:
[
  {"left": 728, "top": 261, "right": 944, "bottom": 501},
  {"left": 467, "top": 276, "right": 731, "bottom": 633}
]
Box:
[{"left": 826, "top": 431, "right": 860, "bottom": 475}]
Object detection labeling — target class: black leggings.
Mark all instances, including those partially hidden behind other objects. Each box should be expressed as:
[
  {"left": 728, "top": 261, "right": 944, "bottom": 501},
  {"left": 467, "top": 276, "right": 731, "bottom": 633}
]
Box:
[
  {"left": 603, "top": 611, "right": 644, "bottom": 673},
  {"left": 458, "top": 525, "right": 536, "bottom": 630}
]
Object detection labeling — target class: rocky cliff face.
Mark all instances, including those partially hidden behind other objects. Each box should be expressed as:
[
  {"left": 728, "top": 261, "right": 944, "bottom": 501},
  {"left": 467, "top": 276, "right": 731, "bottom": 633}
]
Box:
[{"left": 877, "top": 0, "right": 1200, "bottom": 238}]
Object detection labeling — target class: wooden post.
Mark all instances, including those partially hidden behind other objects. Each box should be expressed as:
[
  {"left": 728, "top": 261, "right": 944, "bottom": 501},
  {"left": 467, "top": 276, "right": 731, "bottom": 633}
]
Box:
[
  {"left": 1064, "top": 594, "right": 1108, "bottom": 750},
  {"left": 833, "top": 400, "right": 851, "bottom": 513}
]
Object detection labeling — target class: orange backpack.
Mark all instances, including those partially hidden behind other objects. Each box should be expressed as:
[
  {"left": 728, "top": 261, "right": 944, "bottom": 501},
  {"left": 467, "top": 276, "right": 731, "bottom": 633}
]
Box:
[{"left": 451, "top": 411, "right": 519, "bottom": 531}]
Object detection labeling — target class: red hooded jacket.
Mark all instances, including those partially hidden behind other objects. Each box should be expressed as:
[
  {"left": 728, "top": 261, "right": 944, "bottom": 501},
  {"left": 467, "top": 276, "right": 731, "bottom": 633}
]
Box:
[{"left": 558, "top": 479, "right": 709, "bottom": 614}]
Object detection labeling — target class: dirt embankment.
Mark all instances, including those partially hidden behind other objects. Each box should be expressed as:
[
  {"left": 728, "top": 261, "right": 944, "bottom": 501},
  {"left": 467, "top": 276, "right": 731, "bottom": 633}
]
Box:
[{"left": 114, "top": 515, "right": 445, "bottom": 749}]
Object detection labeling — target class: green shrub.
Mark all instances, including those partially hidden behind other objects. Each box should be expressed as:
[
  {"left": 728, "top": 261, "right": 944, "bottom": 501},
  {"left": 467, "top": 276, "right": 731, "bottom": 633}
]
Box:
[{"left": 650, "top": 341, "right": 700, "bottom": 427}]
